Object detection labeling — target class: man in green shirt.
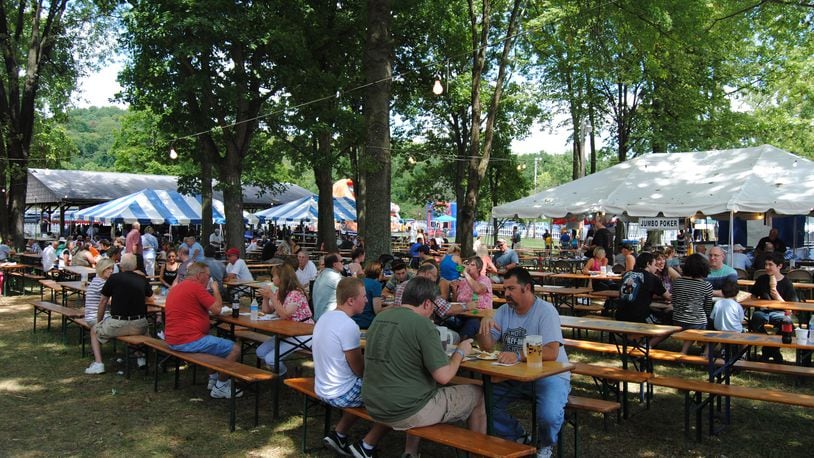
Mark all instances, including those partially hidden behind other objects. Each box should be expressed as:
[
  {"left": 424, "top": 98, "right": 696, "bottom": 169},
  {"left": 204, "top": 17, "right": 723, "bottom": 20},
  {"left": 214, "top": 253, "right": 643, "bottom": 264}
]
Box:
[{"left": 362, "top": 276, "right": 486, "bottom": 457}]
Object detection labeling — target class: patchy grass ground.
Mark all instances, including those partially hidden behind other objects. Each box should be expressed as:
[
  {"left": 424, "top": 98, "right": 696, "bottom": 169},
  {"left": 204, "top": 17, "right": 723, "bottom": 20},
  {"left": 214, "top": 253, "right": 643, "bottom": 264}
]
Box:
[{"left": 1, "top": 293, "right": 813, "bottom": 457}]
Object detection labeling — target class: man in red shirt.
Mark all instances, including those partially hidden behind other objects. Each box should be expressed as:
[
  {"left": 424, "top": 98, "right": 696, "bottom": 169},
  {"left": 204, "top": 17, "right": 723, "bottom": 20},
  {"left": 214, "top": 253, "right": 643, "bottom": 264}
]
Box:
[
  {"left": 125, "top": 222, "right": 145, "bottom": 272},
  {"left": 164, "top": 261, "right": 241, "bottom": 398}
]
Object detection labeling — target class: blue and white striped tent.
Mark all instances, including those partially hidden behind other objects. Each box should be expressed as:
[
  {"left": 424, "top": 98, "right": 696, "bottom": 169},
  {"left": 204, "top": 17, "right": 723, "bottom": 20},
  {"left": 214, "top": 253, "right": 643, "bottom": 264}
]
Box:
[
  {"left": 255, "top": 196, "right": 357, "bottom": 223},
  {"left": 73, "top": 189, "right": 232, "bottom": 225}
]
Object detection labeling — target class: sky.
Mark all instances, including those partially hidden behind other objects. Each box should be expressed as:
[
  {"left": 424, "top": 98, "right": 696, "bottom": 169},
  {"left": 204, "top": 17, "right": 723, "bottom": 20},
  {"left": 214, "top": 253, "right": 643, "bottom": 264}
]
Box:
[{"left": 73, "top": 63, "right": 574, "bottom": 155}]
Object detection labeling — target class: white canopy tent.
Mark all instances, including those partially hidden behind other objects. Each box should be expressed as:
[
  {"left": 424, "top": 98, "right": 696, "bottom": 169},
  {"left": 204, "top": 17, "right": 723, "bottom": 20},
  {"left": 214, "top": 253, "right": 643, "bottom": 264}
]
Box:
[
  {"left": 493, "top": 145, "right": 814, "bottom": 261},
  {"left": 494, "top": 145, "right": 814, "bottom": 219}
]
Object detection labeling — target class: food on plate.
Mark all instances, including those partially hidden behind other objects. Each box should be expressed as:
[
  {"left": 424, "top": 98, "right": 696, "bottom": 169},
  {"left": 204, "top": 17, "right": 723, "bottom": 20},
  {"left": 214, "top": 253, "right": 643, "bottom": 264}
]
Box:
[{"left": 476, "top": 350, "right": 500, "bottom": 360}]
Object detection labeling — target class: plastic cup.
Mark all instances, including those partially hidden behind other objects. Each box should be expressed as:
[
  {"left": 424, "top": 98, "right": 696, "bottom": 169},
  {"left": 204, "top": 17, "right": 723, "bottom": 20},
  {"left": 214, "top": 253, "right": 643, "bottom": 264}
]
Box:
[{"left": 796, "top": 328, "right": 809, "bottom": 345}]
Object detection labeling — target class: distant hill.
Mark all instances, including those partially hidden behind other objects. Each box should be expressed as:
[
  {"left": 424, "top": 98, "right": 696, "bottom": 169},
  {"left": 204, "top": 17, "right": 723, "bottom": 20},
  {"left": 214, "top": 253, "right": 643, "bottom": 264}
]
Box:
[{"left": 61, "top": 106, "right": 126, "bottom": 170}]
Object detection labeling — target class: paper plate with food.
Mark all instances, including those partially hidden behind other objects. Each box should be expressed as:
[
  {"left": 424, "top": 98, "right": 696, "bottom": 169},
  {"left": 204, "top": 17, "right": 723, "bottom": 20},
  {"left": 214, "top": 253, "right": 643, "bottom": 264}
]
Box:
[{"left": 476, "top": 350, "right": 500, "bottom": 360}]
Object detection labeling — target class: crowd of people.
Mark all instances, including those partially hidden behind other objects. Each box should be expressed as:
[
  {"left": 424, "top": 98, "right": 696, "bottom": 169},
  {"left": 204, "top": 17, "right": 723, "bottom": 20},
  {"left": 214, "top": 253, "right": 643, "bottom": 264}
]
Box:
[{"left": 15, "top": 219, "right": 809, "bottom": 457}]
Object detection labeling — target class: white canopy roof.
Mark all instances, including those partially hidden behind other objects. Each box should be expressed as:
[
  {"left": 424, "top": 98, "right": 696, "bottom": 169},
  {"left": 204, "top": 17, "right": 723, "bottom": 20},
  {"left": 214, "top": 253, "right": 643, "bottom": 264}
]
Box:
[{"left": 493, "top": 145, "right": 814, "bottom": 218}]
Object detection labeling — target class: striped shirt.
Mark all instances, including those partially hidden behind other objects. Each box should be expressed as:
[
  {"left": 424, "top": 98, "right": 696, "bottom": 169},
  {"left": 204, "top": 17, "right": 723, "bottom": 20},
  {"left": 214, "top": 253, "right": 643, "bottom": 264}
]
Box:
[
  {"left": 84, "top": 276, "right": 109, "bottom": 324},
  {"left": 671, "top": 277, "right": 713, "bottom": 325}
]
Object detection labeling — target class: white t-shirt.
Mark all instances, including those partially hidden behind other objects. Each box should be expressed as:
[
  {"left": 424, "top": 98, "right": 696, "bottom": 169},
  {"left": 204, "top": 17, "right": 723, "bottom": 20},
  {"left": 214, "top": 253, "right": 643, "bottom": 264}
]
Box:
[
  {"left": 710, "top": 298, "right": 744, "bottom": 332},
  {"left": 313, "top": 309, "right": 361, "bottom": 400},
  {"left": 226, "top": 258, "right": 254, "bottom": 281},
  {"left": 296, "top": 260, "right": 318, "bottom": 287}
]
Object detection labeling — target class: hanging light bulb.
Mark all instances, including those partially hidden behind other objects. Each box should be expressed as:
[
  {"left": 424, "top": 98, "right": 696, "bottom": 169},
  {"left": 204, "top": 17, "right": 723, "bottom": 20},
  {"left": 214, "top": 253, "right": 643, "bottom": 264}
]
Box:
[
  {"left": 408, "top": 156, "right": 416, "bottom": 165},
  {"left": 169, "top": 147, "right": 178, "bottom": 160},
  {"left": 432, "top": 77, "right": 443, "bottom": 95}
]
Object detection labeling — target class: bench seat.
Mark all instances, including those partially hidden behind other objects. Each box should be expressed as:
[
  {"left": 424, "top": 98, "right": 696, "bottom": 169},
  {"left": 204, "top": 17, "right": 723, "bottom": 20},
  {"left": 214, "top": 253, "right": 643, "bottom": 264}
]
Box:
[{"left": 284, "top": 377, "right": 536, "bottom": 457}]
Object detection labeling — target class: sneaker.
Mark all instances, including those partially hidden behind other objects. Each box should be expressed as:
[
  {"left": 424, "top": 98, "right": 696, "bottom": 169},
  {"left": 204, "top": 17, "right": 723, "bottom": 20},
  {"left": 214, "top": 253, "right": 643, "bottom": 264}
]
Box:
[
  {"left": 536, "top": 445, "right": 553, "bottom": 458},
  {"left": 516, "top": 433, "right": 533, "bottom": 445},
  {"left": 137, "top": 357, "right": 147, "bottom": 368},
  {"left": 208, "top": 374, "right": 219, "bottom": 390},
  {"left": 85, "top": 362, "right": 105, "bottom": 375},
  {"left": 350, "top": 441, "right": 376, "bottom": 458},
  {"left": 323, "top": 431, "right": 352, "bottom": 456},
  {"left": 210, "top": 380, "right": 244, "bottom": 399}
]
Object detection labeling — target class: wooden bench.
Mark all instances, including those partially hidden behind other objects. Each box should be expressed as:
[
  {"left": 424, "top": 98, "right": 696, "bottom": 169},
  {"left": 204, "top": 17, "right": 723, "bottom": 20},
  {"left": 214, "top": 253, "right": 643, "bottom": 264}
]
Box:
[
  {"left": 121, "top": 335, "right": 275, "bottom": 431},
  {"left": 284, "top": 377, "right": 536, "bottom": 457},
  {"left": 563, "top": 338, "right": 712, "bottom": 366},
  {"left": 8, "top": 271, "right": 46, "bottom": 295},
  {"left": 39, "top": 279, "right": 61, "bottom": 303},
  {"left": 650, "top": 375, "right": 814, "bottom": 441},
  {"left": 571, "top": 362, "right": 649, "bottom": 420},
  {"left": 31, "top": 301, "right": 84, "bottom": 343},
  {"left": 732, "top": 359, "right": 814, "bottom": 378}
]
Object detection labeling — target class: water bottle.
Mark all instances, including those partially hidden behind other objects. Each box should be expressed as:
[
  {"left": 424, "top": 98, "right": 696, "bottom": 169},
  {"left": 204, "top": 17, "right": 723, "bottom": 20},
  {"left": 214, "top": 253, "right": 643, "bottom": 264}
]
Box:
[
  {"left": 781, "top": 310, "right": 793, "bottom": 344},
  {"left": 250, "top": 299, "right": 259, "bottom": 321},
  {"left": 231, "top": 295, "right": 240, "bottom": 318},
  {"left": 808, "top": 315, "right": 814, "bottom": 340}
]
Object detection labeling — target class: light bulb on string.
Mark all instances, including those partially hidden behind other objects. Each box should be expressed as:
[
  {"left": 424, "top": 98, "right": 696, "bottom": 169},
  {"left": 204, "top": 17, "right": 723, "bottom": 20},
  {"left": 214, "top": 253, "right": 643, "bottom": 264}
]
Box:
[
  {"left": 432, "top": 77, "right": 443, "bottom": 95},
  {"left": 408, "top": 156, "right": 417, "bottom": 165},
  {"left": 169, "top": 147, "right": 178, "bottom": 160}
]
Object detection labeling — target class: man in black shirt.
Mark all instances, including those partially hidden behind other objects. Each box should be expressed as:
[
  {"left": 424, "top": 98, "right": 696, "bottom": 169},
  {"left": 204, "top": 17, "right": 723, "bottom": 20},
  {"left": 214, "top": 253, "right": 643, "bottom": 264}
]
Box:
[
  {"left": 590, "top": 218, "right": 613, "bottom": 257},
  {"left": 85, "top": 253, "right": 153, "bottom": 375},
  {"left": 756, "top": 228, "right": 787, "bottom": 253}
]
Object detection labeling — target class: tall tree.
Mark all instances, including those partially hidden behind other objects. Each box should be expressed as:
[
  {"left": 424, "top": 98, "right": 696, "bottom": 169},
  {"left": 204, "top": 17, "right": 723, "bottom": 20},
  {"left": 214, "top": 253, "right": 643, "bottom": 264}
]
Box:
[
  {"left": 0, "top": 0, "right": 106, "bottom": 247},
  {"left": 120, "top": 1, "right": 289, "bottom": 251},
  {"left": 457, "top": 0, "right": 524, "bottom": 256},
  {"left": 361, "top": 0, "right": 394, "bottom": 262},
  {"left": 261, "top": 0, "right": 365, "bottom": 253}
]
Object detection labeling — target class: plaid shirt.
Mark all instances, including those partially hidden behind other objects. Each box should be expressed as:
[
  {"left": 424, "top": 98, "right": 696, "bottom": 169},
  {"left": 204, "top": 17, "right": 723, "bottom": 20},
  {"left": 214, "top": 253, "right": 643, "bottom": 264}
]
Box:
[{"left": 394, "top": 282, "right": 451, "bottom": 318}]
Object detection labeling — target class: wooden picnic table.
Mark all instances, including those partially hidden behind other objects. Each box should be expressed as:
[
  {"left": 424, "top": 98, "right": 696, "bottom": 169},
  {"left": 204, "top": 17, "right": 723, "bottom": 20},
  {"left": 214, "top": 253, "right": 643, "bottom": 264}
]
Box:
[
  {"left": 671, "top": 328, "right": 814, "bottom": 425},
  {"left": 560, "top": 316, "right": 680, "bottom": 418},
  {"left": 739, "top": 298, "right": 814, "bottom": 314},
  {"left": 737, "top": 278, "right": 814, "bottom": 300},
  {"left": 460, "top": 359, "right": 574, "bottom": 435},
  {"left": 537, "top": 286, "right": 592, "bottom": 314},
  {"left": 216, "top": 312, "right": 314, "bottom": 418}
]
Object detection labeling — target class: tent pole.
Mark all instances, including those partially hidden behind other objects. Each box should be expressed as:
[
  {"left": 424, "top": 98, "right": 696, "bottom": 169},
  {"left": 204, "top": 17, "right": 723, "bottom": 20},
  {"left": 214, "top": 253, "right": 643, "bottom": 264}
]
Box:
[{"left": 728, "top": 211, "right": 734, "bottom": 266}]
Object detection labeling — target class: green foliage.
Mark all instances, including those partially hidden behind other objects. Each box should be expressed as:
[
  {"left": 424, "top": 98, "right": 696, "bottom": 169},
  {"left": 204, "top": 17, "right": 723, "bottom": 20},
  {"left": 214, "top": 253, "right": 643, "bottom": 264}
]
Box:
[{"left": 61, "top": 106, "right": 126, "bottom": 170}]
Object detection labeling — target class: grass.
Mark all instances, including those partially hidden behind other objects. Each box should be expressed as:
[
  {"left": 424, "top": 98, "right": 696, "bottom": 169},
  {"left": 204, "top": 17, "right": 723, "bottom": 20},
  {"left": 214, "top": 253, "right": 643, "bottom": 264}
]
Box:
[{"left": 2, "top": 292, "right": 814, "bottom": 457}]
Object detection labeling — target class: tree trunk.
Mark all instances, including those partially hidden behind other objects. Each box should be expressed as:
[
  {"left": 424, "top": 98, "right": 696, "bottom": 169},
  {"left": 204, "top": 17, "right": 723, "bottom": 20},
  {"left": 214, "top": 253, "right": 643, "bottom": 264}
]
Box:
[
  {"left": 315, "top": 131, "right": 337, "bottom": 252},
  {"left": 351, "top": 147, "right": 366, "bottom": 242},
  {"left": 459, "top": 0, "right": 522, "bottom": 259},
  {"left": 220, "top": 148, "right": 245, "bottom": 255},
  {"left": 199, "top": 138, "right": 214, "bottom": 248},
  {"left": 361, "top": 0, "right": 393, "bottom": 263}
]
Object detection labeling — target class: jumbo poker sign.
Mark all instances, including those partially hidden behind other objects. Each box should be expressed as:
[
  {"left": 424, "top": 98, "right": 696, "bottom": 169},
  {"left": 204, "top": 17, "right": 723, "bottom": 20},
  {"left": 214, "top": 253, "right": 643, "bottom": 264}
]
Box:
[{"left": 638, "top": 218, "right": 681, "bottom": 231}]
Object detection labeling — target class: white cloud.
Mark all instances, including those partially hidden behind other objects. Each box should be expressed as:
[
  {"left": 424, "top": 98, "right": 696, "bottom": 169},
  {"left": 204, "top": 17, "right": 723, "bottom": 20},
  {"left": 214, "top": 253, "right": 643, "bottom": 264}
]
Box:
[{"left": 72, "top": 61, "right": 127, "bottom": 108}]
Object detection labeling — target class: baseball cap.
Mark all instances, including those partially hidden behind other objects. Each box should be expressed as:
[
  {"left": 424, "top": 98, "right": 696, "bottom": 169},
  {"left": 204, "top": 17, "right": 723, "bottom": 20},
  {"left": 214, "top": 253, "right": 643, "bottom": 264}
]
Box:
[{"left": 226, "top": 248, "right": 240, "bottom": 257}]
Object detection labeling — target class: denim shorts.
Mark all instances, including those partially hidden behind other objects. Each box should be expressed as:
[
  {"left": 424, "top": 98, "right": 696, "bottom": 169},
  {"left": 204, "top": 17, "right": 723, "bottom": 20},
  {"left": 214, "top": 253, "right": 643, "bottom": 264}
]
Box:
[{"left": 169, "top": 335, "right": 235, "bottom": 358}]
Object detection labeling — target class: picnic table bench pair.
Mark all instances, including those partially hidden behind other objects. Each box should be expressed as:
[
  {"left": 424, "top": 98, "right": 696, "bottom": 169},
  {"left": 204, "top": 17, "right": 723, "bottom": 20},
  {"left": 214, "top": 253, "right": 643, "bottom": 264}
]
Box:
[{"left": 285, "top": 377, "right": 619, "bottom": 458}]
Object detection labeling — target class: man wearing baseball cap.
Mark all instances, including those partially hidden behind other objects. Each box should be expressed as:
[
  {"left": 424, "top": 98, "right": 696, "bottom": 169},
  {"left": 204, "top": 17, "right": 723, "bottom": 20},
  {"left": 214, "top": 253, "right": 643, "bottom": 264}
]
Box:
[
  {"left": 727, "top": 244, "right": 752, "bottom": 271},
  {"left": 225, "top": 247, "right": 254, "bottom": 282}
]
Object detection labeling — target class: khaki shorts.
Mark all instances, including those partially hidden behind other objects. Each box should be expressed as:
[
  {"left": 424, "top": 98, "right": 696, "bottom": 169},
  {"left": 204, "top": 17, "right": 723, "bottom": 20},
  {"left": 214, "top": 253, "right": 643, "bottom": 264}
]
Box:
[
  {"left": 387, "top": 384, "right": 481, "bottom": 431},
  {"left": 95, "top": 318, "right": 148, "bottom": 344}
]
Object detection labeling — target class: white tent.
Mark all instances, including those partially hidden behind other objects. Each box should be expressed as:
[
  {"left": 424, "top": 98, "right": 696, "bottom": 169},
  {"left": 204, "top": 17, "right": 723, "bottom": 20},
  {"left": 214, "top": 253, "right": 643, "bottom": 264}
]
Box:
[{"left": 493, "top": 145, "right": 814, "bottom": 219}]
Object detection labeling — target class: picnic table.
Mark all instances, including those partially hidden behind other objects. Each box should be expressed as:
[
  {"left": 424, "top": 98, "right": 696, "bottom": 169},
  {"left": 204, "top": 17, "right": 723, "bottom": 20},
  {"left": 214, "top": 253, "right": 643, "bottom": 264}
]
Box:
[
  {"left": 459, "top": 358, "right": 573, "bottom": 435},
  {"left": 536, "top": 286, "right": 592, "bottom": 315},
  {"left": 671, "top": 329, "right": 814, "bottom": 427},
  {"left": 216, "top": 312, "right": 314, "bottom": 418},
  {"left": 560, "top": 316, "right": 681, "bottom": 418}
]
